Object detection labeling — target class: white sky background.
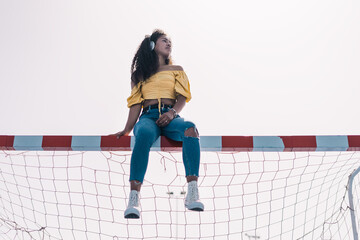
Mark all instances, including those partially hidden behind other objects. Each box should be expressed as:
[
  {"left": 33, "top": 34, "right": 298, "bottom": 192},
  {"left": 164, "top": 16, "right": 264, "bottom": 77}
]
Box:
[
  {"left": 0, "top": 2, "right": 360, "bottom": 239},
  {"left": 0, "top": 0, "right": 360, "bottom": 136}
]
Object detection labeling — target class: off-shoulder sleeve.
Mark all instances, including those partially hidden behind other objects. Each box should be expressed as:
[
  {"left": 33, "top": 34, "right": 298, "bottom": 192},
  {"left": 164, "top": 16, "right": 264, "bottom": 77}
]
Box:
[
  {"left": 174, "top": 71, "right": 192, "bottom": 102},
  {"left": 127, "top": 82, "right": 143, "bottom": 108}
]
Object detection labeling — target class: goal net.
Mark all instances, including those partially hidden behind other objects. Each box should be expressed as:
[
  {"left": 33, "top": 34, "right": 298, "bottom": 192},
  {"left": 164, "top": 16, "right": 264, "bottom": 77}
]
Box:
[{"left": 1, "top": 135, "right": 360, "bottom": 239}]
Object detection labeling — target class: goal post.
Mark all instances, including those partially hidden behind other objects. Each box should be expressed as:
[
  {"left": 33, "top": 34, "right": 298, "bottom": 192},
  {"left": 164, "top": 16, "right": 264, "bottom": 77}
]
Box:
[
  {"left": 1, "top": 135, "right": 360, "bottom": 152},
  {"left": 1, "top": 135, "right": 360, "bottom": 239}
]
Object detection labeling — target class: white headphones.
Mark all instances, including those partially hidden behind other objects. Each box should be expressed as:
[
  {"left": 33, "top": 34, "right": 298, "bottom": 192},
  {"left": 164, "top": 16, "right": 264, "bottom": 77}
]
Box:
[{"left": 149, "top": 40, "right": 155, "bottom": 51}]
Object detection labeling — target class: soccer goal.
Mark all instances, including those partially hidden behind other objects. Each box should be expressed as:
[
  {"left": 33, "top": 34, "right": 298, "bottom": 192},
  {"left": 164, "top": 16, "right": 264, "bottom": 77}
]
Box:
[{"left": 1, "top": 135, "right": 360, "bottom": 239}]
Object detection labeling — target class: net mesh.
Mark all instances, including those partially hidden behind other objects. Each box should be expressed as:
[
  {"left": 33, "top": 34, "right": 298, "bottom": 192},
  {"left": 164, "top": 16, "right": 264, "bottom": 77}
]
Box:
[{"left": 0, "top": 150, "right": 360, "bottom": 239}]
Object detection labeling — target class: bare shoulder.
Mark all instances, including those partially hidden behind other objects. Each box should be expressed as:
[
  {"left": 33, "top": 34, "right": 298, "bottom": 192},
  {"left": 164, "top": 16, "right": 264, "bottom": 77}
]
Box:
[
  {"left": 170, "top": 65, "right": 184, "bottom": 71},
  {"left": 158, "top": 65, "right": 184, "bottom": 72},
  {"left": 131, "top": 81, "right": 136, "bottom": 89}
]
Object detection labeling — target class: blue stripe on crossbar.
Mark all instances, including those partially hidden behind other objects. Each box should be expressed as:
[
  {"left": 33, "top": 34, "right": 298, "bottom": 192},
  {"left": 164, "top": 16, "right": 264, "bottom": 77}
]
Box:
[
  {"left": 200, "top": 136, "right": 221, "bottom": 151},
  {"left": 253, "top": 136, "right": 285, "bottom": 151},
  {"left": 13, "top": 136, "right": 43, "bottom": 150},
  {"left": 71, "top": 136, "right": 101, "bottom": 151},
  {"left": 316, "top": 136, "right": 349, "bottom": 151},
  {"left": 150, "top": 137, "right": 161, "bottom": 151},
  {"left": 130, "top": 136, "right": 136, "bottom": 150}
]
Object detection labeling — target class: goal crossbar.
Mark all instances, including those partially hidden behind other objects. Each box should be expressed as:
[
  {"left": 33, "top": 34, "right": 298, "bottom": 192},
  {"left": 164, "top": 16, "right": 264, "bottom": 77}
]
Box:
[{"left": 1, "top": 135, "right": 360, "bottom": 151}]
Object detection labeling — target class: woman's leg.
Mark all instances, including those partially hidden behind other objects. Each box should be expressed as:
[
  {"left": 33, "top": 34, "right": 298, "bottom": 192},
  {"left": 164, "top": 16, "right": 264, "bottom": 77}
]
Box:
[
  {"left": 162, "top": 117, "right": 201, "bottom": 180},
  {"left": 130, "top": 117, "right": 160, "bottom": 185},
  {"left": 163, "top": 117, "right": 203, "bottom": 211},
  {"left": 125, "top": 116, "right": 160, "bottom": 219},
  {"left": 183, "top": 127, "right": 200, "bottom": 183}
]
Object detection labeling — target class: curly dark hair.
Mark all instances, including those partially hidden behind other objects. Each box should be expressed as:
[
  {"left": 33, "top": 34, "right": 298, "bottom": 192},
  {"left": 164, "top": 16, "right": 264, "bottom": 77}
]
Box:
[{"left": 130, "top": 29, "right": 172, "bottom": 85}]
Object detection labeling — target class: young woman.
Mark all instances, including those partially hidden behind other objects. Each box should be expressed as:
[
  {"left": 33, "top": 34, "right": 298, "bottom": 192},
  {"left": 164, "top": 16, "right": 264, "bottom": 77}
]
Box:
[{"left": 113, "top": 29, "right": 204, "bottom": 219}]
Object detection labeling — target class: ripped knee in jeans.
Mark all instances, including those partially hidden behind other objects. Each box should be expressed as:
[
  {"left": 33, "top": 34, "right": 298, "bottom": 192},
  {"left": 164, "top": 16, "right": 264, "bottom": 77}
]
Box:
[{"left": 184, "top": 127, "right": 199, "bottom": 138}]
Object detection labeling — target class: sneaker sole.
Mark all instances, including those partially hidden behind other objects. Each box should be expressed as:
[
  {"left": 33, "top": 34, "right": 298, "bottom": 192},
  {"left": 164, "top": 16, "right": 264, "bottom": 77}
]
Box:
[
  {"left": 186, "top": 202, "right": 204, "bottom": 212},
  {"left": 188, "top": 207, "right": 204, "bottom": 211},
  {"left": 124, "top": 207, "right": 140, "bottom": 219},
  {"left": 124, "top": 213, "right": 140, "bottom": 219}
]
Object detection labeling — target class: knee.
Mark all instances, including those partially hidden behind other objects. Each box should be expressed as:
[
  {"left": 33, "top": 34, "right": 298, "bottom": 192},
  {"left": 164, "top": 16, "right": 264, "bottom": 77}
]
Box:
[{"left": 184, "top": 127, "right": 199, "bottom": 138}]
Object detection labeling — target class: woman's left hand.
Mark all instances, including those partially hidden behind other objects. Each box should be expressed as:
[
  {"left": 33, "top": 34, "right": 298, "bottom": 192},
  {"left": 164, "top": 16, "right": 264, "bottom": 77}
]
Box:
[{"left": 156, "top": 111, "right": 174, "bottom": 127}]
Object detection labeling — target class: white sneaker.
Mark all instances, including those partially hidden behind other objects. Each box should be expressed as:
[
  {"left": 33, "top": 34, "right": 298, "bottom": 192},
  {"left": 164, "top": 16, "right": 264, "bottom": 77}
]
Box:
[
  {"left": 185, "top": 181, "right": 204, "bottom": 211},
  {"left": 124, "top": 190, "right": 140, "bottom": 219}
]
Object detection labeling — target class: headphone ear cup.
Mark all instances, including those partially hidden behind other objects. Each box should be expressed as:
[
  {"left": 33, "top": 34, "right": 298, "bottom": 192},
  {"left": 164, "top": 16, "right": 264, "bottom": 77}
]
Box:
[{"left": 150, "top": 41, "right": 155, "bottom": 51}]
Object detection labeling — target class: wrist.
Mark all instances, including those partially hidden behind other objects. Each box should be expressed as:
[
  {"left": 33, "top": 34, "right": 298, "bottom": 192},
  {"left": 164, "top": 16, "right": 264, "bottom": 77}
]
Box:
[
  {"left": 123, "top": 128, "right": 132, "bottom": 133},
  {"left": 170, "top": 108, "right": 177, "bottom": 118}
]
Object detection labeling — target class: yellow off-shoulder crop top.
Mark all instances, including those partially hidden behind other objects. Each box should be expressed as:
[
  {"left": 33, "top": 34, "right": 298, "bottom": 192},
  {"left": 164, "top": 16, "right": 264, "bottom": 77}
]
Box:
[{"left": 127, "top": 70, "right": 192, "bottom": 109}]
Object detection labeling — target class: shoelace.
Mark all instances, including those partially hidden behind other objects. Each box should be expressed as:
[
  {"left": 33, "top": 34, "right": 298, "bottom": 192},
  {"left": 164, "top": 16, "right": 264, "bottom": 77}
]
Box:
[
  {"left": 187, "top": 185, "right": 199, "bottom": 202},
  {"left": 129, "top": 192, "right": 138, "bottom": 207}
]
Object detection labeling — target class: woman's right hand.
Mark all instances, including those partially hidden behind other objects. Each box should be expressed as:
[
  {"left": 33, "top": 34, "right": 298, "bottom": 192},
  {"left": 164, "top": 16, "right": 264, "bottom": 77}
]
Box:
[
  {"left": 110, "top": 129, "right": 130, "bottom": 139},
  {"left": 111, "top": 104, "right": 141, "bottom": 139}
]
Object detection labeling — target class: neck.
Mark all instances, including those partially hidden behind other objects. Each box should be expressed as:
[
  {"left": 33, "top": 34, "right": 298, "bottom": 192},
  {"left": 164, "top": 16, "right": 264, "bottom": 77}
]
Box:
[{"left": 158, "top": 55, "right": 167, "bottom": 66}]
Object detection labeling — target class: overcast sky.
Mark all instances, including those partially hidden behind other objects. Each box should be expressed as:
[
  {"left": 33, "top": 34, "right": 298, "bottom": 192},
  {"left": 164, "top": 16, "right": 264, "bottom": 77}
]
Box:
[
  {"left": 0, "top": 2, "right": 359, "bottom": 239},
  {"left": 1, "top": 0, "right": 359, "bottom": 136}
]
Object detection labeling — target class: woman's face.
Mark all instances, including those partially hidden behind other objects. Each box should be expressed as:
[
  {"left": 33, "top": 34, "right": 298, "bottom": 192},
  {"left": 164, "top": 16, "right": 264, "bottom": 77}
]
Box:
[{"left": 154, "top": 35, "right": 172, "bottom": 58}]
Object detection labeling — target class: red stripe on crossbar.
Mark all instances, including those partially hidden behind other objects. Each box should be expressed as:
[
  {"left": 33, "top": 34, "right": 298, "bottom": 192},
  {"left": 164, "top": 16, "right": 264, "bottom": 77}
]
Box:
[
  {"left": 42, "top": 136, "right": 73, "bottom": 150},
  {"left": 101, "top": 136, "right": 131, "bottom": 151},
  {"left": 348, "top": 135, "right": 360, "bottom": 151},
  {"left": 161, "top": 136, "right": 182, "bottom": 151},
  {"left": 0, "top": 135, "right": 15, "bottom": 150},
  {"left": 280, "top": 136, "right": 317, "bottom": 151},
  {"left": 222, "top": 136, "right": 253, "bottom": 151}
]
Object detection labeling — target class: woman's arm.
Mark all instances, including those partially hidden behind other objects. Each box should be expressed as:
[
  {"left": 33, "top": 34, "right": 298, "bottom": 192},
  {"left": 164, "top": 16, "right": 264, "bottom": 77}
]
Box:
[
  {"left": 156, "top": 95, "right": 186, "bottom": 127},
  {"left": 172, "top": 95, "right": 186, "bottom": 114},
  {"left": 111, "top": 80, "right": 142, "bottom": 138},
  {"left": 112, "top": 103, "right": 142, "bottom": 138}
]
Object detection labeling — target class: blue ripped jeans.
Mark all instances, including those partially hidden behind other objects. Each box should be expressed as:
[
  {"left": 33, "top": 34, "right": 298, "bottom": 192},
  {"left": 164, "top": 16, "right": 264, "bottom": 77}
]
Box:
[{"left": 130, "top": 107, "right": 200, "bottom": 183}]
